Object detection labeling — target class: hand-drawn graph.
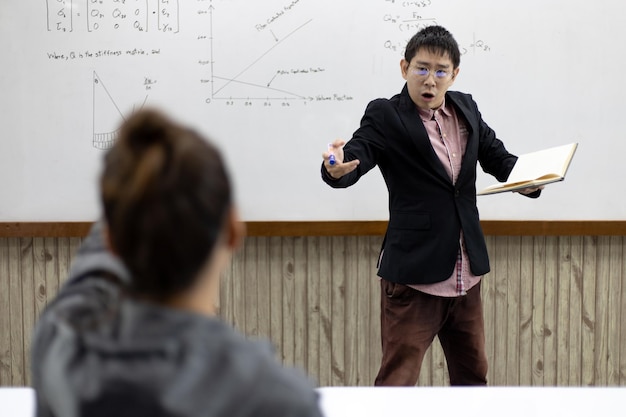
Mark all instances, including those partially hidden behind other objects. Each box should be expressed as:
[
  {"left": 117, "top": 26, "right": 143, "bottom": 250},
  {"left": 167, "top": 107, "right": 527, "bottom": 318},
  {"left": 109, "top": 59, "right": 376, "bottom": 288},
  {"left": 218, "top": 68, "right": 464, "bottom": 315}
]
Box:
[
  {"left": 203, "top": 1, "right": 354, "bottom": 104},
  {"left": 92, "top": 71, "right": 148, "bottom": 150}
]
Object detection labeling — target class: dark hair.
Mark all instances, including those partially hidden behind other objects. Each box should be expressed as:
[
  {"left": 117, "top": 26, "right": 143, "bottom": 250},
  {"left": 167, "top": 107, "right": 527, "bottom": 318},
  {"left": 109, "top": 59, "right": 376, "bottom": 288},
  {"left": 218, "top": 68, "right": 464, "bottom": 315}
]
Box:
[
  {"left": 100, "top": 109, "right": 232, "bottom": 301},
  {"left": 404, "top": 25, "right": 461, "bottom": 69}
]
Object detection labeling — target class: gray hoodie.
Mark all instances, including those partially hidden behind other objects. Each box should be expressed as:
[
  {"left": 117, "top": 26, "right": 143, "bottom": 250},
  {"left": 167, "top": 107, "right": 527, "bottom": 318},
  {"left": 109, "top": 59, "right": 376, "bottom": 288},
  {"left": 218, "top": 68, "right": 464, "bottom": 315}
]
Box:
[{"left": 31, "top": 221, "right": 323, "bottom": 417}]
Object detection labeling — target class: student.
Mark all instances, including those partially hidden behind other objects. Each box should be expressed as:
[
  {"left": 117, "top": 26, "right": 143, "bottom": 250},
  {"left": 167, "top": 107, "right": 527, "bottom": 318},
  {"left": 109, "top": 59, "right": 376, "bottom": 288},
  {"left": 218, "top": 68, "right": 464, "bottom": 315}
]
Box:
[
  {"left": 321, "top": 25, "right": 540, "bottom": 386},
  {"left": 32, "top": 109, "right": 323, "bottom": 416}
]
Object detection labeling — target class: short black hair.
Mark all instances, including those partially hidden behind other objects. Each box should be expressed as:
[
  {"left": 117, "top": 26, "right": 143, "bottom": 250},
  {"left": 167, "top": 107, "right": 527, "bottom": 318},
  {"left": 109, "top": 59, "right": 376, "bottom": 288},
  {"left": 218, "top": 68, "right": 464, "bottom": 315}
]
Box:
[{"left": 404, "top": 25, "right": 461, "bottom": 68}]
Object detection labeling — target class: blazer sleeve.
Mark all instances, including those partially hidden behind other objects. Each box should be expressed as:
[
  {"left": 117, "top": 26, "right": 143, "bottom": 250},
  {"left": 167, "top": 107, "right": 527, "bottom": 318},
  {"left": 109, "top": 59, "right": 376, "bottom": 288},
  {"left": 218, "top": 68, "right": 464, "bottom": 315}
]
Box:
[
  {"left": 468, "top": 95, "right": 541, "bottom": 198},
  {"left": 461, "top": 97, "right": 517, "bottom": 182},
  {"left": 321, "top": 99, "right": 388, "bottom": 188}
]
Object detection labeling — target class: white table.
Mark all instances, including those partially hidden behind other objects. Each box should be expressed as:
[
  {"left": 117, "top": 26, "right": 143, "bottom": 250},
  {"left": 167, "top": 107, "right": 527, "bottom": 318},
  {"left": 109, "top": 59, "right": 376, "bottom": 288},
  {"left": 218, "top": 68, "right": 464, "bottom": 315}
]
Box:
[
  {"left": 0, "top": 387, "right": 35, "bottom": 417},
  {"left": 317, "top": 386, "right": 626, "bottom": 417}
]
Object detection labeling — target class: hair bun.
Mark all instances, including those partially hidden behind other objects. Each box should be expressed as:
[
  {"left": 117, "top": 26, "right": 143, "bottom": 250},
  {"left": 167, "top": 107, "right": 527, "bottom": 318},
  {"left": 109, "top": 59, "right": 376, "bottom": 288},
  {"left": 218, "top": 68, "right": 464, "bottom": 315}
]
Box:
[{"left": 120, "top": 108, "right": 173, "bottom": 152}]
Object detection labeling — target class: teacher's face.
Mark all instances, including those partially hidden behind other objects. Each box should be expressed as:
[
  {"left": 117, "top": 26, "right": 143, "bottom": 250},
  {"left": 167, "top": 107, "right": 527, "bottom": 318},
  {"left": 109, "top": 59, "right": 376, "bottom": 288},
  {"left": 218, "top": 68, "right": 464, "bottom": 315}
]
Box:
[{"left": 401, "top": 49, "right": 459, "bottom": 110}]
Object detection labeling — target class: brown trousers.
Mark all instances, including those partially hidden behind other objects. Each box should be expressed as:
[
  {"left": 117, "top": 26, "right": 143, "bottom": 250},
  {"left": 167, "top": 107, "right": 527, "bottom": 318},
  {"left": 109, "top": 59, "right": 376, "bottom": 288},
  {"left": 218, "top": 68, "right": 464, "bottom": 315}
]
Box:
[{"left": 374, "top": 279, "right": 488, "bottom": 386}]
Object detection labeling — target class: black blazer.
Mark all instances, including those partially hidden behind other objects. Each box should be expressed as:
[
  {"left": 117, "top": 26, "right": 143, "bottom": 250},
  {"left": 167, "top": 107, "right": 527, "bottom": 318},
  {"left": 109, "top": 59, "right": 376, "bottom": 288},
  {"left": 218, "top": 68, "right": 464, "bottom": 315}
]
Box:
[{"left": 322, "top": 85, "right": 521, "bottom": 285}]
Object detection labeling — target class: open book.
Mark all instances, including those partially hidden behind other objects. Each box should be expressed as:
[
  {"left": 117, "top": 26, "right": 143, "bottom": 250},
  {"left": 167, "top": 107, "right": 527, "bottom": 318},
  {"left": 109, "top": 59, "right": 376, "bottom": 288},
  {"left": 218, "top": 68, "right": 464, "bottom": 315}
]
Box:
[{"left": 477, "top": 143, "right": 578, "bottom": 195}]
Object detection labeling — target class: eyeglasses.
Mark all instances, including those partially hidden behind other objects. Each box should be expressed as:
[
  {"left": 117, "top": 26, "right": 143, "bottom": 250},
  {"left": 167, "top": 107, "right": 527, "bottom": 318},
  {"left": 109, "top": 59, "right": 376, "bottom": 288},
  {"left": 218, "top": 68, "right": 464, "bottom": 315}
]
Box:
[{"left": 410, "top": 66, "right": 450, "bottom": 79}]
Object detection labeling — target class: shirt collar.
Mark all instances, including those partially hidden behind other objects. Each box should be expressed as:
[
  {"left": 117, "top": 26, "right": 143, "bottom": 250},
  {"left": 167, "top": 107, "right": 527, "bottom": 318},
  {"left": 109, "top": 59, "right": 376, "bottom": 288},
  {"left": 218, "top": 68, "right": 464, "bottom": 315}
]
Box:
[{"left": 417, "top": 97, "right": 452, "bottom": 122}]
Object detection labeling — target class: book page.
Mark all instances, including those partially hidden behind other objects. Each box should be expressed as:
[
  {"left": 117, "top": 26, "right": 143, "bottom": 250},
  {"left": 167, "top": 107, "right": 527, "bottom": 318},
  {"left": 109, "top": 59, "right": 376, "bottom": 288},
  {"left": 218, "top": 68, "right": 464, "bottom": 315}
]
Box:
[
  {"left": 480, "top": 175, "right": 563, "bottom": 195},
  {"left": 482, "top": 174, "right": 561, "bottom": 192},
  {"left": 505, "top": 143, "right": 577, "bottom": 184},
  {"left": 477, "top": 143, "right": 578, "bottom": 196}
]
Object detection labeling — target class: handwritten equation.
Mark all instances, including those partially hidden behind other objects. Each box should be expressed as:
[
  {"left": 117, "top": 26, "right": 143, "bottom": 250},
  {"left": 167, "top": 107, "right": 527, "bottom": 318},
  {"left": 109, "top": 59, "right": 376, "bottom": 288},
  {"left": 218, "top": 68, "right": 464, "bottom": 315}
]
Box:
[
  {"left": 46, "top": 0, "right": 180, "bottom": 33},
  {"left": 380, "top": 0, "right": 491, "bottom": 56}
]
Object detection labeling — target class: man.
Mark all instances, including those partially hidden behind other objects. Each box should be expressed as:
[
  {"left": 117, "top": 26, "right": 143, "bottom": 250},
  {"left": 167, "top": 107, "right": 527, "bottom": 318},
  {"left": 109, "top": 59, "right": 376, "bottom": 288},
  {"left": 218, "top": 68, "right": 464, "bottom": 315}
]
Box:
[{"left": 321, "top": 25, "right": 540, "bottom": 386}]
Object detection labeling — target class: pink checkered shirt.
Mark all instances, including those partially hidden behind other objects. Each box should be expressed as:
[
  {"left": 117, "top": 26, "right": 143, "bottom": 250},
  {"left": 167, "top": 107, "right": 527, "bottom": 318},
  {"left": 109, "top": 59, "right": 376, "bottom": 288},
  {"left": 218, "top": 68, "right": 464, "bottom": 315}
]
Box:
[{"left": 408, "top": 99, "right": 482, "bottom": 297}]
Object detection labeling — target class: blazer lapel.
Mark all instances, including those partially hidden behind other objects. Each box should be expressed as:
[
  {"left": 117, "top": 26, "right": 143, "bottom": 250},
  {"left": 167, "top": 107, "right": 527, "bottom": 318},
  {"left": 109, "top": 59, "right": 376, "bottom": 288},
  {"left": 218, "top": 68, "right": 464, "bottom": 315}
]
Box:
[
  {"left": 446, "top": 93, "right": 478, "bottom": 183},
  {"left": 397, "top": 85, "right": 451, "bottom": 184}
]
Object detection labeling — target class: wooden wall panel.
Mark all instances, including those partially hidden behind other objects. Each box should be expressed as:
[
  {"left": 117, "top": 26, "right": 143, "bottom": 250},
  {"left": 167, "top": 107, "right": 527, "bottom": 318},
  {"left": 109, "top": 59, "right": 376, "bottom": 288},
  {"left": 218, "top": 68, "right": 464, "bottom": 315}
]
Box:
[
  {"left": 607, "top": 236, "right": 622, "bottom": 385},
  {"left": 581, "top": 236, "right": 597, "bottom": 386},
  {"left": 1, "top": 235, "right": 625, "bottom": 389},
  {"left": 8, "top": 238, "right": 25, "bottom": 386},
  {"left": 518, "top": 236, "right": 534, "bottom": 385},
  {"left": 569, "top": 236, "right": 584, "bottom": 385},
  {"left": 0, "top": 237, "right": 10, "bottom": 384}
]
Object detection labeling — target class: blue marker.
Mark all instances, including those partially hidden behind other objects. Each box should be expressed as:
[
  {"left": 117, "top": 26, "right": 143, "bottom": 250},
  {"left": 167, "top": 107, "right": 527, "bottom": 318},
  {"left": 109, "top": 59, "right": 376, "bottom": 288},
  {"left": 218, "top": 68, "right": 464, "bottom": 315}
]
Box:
[{"left": 328, "top": 144, "right": 336, "bottom": 165}]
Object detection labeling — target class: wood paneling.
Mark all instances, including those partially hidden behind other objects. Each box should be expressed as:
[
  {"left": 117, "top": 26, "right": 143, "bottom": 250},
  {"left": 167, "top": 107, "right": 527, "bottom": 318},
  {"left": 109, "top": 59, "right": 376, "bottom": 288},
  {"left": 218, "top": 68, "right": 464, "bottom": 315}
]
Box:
[{"left": 1, "top": 235, "right": 625, "bottom": 388}]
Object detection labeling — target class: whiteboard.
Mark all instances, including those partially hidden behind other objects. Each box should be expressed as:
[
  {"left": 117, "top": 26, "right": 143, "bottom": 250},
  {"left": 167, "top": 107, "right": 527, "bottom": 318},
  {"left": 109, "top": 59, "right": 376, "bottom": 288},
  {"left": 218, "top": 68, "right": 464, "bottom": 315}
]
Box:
[{"left": 1, "top": 0, "right": 624, "bottom": 221}]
